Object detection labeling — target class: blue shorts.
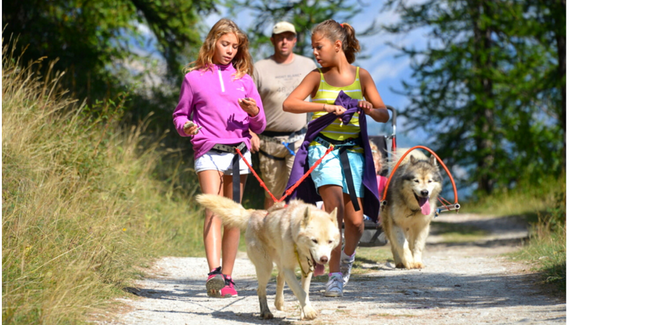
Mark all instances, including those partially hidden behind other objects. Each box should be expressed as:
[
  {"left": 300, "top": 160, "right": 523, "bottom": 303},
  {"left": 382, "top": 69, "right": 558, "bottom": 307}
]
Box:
[{"left": 308, "top": 145, "right": 365, "bottom": 198}]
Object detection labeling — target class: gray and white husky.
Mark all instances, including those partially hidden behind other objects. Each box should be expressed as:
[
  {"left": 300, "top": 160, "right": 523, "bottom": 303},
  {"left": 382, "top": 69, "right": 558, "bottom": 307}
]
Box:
[{"left": 380, "top": 149, "right": 443, "bottom": 269}]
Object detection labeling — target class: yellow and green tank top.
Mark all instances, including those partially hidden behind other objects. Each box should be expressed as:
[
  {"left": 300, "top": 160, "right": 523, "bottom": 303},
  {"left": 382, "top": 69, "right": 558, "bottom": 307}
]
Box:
[{"left": 310, "top": 66, "right": 364, "bottom": 152}]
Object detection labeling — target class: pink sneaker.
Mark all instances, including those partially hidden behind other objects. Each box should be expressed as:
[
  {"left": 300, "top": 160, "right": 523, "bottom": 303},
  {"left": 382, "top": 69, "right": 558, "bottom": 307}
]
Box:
[
  {"left": 206, "top": 267, "right": 225, "bottom": 298},
  {"left": 220, "top": 275, "right": 238, "bottom": 298}
]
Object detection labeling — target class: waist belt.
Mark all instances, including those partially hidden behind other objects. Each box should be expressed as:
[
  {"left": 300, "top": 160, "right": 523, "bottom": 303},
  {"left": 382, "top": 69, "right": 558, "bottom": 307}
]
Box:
[
  {"left": 212, "top": 142, "right": 247, "bottom": 203},
  {"left": 258, "top": 127, "right": 307, "bottom": 158},
  {"left": 261, "top": 127, "right": 307, "bottom": 138},
  {"left": 314, "top": 135, "right": 361, "bottom": 212},
  {"left": 212, "top": 142, "right": 247, "bottom": 154},
  {"left": 314, "top": 135, "right": 361, "bottom": 148}
]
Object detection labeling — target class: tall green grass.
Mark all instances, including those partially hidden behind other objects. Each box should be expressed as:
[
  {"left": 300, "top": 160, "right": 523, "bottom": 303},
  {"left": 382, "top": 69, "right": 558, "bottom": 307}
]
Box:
[
  {"left": 2, "top": 40, "right": 204, "bottom": 323},
  {"left": 462, "top": 174, "right": 565, "bottom": 218},
  {"left": 511, "top": 180, "right": 566, "bottom": 292}
]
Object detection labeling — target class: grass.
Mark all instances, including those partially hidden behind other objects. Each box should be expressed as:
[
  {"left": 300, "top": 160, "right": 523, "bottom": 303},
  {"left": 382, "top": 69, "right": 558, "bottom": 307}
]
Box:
[
  {"left": 2, "top": 40, "right": 205, "bottom": 324},
  {"left": 511, "top": 221, "right": 566, "bottom": 289},
  {"left": 468, "top": 175, "right": 567, "bottom": 293},
  {"left": 508, "top": 187, "right": 566, "bottom": 292},
  {"left": 430, "top": 221, "right": 488, "bottom": 243},
  {"left": 461, "top": 173, "right": 564, "bottom": 218},
  {"left": 355, "top": 246, "right": 393, "bottom": 266}
]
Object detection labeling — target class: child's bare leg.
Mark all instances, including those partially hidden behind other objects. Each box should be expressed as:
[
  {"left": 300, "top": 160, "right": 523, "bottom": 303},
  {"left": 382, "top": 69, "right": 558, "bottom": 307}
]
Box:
[
  {"left": 220, "top": 174, "right": 246, "bottom": 275},
  {"left": 319, "top": 185, "right": 344, "bottom": 272},
  {"left": 342, "top": 194, "right": 364, "bottom": 256},
  {"left": 198, "top": 170, "right": 225, "bottom": 271}
]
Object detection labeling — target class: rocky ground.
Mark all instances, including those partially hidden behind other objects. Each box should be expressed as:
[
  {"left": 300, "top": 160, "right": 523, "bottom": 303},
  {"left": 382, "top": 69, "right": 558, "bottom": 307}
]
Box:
[{"left": 93, "top": 213, "right": 566, "bottom": 324}]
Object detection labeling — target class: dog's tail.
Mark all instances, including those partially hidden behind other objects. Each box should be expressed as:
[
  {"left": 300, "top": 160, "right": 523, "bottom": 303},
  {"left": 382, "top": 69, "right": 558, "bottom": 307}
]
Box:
[{"left": 195, "top": 194, "right": 251, "bottom": 229}]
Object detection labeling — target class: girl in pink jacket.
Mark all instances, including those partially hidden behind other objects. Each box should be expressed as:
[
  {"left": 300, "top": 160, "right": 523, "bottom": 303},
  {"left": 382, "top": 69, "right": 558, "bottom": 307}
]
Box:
[{"left": 172, "top": 18, "right": 265, "bottom": 299}]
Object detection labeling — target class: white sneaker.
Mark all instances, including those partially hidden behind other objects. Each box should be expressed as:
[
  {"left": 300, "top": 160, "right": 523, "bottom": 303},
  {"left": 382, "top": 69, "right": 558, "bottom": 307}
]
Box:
[
  {"left": 340, "top": 252, "right": 355, "bottom": 287},
  {"left": 324, "top": 273, "right": 344, "bottom": 297}
]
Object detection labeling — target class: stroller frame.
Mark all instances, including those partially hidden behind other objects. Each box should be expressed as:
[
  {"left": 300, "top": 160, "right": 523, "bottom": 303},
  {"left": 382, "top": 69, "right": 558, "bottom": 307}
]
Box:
[{"left": 359, "top": 105, "right": 397, "bottom": 247}]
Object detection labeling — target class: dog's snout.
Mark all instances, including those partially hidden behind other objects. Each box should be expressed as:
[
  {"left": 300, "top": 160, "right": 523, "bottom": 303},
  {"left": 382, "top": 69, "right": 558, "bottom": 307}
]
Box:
[
  {"left": 320, "top": 256, "right": 329, "bottom": 264},
  {"left": 421, "top": 190, "right": 429, "bottom": 197}
]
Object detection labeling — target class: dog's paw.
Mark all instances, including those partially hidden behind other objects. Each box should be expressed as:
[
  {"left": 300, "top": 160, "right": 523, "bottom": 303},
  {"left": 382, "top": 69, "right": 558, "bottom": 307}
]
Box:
[
  {"left": 411, "top": 261, "right": 424, "bottom": 269},
  {"left": 260, "top": 309, "right": 274, "bottom": 319},
  {"left": 274, "top": 298, "right": 284, "bottom": 311},
  {"left": 395, "top": 262, "right": 406, "bottom": 269},
  {"left": 301, "top": 305, "right": 318, "bottom": 320}
]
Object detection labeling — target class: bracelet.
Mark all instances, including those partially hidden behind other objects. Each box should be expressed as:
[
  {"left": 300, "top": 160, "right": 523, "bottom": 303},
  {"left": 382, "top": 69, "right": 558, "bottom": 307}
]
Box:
[{"left": 322, "top": 104, "right": 326, "bottom": 112}]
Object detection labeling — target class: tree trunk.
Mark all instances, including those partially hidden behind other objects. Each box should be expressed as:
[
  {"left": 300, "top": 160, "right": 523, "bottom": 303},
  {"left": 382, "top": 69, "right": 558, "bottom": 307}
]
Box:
[
  {"left": 556, "top": 0, "right": 566, "bottom": 171},
  {"left": 470, "top": 0, "right": 495, "bottom": 194}
]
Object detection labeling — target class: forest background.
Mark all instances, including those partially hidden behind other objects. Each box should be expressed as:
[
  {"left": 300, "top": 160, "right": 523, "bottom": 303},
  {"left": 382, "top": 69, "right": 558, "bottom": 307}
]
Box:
[{"left": 4, "top": 0, "right": 567, "bottom": 197}]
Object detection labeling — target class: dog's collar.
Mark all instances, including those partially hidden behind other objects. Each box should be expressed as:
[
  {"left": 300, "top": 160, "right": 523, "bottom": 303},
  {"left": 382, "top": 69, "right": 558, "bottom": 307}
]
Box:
[{"left": 294, "top": 245, "right": 314, "bottom": 277}]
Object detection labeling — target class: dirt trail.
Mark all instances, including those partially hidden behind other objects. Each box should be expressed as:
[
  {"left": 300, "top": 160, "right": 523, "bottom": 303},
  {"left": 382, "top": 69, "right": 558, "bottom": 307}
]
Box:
[{"left": 94, "top": 214, "right": 566, "bottom": 324}]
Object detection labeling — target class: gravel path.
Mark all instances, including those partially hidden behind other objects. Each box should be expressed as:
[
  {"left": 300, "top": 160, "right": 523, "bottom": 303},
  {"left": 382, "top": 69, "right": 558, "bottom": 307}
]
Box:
[{"left": 95, "top": 214, "right": 566, "bottom": 324}]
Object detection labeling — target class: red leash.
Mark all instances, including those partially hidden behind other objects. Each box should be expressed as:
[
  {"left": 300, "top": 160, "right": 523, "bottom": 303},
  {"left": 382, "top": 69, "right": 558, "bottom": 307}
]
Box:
[
  {"left": 236, "top": 145, "right": 335, "bottom": 204},
  {"left": 237, "top": 145, "right": 459, "bottom": 214}
]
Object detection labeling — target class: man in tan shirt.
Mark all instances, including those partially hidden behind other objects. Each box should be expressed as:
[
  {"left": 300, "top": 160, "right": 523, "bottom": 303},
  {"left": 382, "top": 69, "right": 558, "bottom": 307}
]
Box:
[{"left": 252, "top": 21, "right": 317, "bottom": 209}]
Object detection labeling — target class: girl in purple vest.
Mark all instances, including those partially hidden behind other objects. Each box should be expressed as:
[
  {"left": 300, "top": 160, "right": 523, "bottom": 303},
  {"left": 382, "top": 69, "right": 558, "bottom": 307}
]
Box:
[{"left": 283, "top": 19, "right": 389, "bottom": 297}]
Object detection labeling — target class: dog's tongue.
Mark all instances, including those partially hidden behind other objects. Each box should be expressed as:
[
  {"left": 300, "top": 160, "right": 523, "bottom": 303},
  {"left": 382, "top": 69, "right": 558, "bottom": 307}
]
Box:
[
  {"left": 314, "top": 263, "right": 325, "bottom": 276},
  {"left": 418, "top": 197, "right": 431, "bottom": 215}
]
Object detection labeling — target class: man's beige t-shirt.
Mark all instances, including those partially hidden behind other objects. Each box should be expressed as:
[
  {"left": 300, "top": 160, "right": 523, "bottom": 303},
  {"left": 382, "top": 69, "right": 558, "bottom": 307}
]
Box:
[{"left": 253, "top": 54, "right": 317, "bottom": 132}]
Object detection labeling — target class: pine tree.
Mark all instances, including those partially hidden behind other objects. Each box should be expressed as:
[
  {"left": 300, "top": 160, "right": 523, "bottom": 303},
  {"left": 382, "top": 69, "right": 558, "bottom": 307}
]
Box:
[{"left": 383, "top": 0, "right": 565, "bottom": 194}]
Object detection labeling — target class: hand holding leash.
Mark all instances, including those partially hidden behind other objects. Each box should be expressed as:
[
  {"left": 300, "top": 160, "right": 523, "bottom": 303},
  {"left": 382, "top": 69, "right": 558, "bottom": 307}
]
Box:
[{"left": 323, "top": 104, "right": 346, "bottom": 116}]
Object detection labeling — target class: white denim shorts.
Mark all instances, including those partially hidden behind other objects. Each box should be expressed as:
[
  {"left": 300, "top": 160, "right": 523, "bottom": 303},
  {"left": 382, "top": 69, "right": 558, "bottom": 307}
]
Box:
[{"left": 194, "top": 149, "right": 252, "bottom": 175}]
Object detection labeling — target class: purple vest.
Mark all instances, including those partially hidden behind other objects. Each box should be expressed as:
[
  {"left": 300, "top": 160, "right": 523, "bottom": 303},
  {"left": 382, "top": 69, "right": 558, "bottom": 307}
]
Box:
[{"left": 284, "top": 91, "right": 380, "bottom": 222}]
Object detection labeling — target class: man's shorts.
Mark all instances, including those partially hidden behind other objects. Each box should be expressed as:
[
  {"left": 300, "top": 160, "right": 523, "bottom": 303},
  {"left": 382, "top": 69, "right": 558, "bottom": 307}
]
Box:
[
  {"left": 258, "top": 135, "right": 298, "bottom": 199},
  {"left": 307, "top": 144, "right": 365, "bottom": 198},
  {"left": 194, "top": 149, "right": 252, "bottom": 175}
]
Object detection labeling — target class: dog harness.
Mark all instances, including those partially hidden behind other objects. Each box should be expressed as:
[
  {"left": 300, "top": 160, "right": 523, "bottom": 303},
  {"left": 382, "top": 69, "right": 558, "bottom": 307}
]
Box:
[
  {"left": 313, "top": 135, "right": 363, "bottom": 211},
  {"left": 212, "top": 142, "right": 248, "bottom": 203},
  {"left": 258, "top": 127, "right": 307, "bottom": 159}
]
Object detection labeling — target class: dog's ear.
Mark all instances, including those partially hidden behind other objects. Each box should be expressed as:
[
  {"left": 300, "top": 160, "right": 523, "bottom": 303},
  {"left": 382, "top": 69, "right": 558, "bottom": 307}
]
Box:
[
  {"left": 430, "top": 156, "right": 438, "bottom": 167},
  {"left": 410, "top": 154, "right": 419, "bottom": 165},
  {"left": 329, "top": 207, "right": 338, "bottom": 228},
  {"left": 301, "top": 207, "right": 310, "bottom": 227}
]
